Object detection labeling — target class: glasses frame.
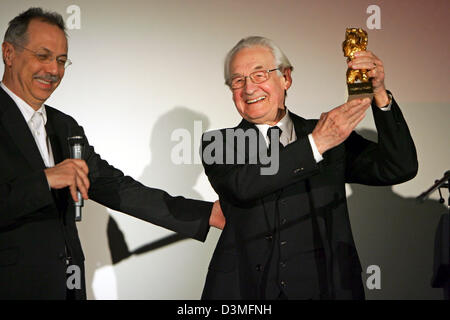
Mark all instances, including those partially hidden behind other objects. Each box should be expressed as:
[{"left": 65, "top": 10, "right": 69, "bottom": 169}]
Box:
[
  {"left": 12, "top": 42, "right": 72, "bottom": 69},
  {"left": 229, "top": 68, "right": 280, "bottom": 89}
]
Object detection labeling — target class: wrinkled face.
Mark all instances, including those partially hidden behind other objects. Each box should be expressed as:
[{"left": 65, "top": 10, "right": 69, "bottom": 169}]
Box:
[
  {"left": 2, "top": 19, "right": 67, "bottom": 110},
  {"left": 229, "top": 46, "right": 291, "bottom": 125}
]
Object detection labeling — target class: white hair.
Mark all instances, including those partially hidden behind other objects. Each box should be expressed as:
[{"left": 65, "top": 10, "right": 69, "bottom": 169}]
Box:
[{"left": 224, "top": 36, "right": 293, "bottom": 86}]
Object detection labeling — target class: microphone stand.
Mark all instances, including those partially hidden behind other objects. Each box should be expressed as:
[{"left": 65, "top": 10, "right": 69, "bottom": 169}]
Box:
[{"left": 416, "top": 170, "right": 450, "bottom": 206}]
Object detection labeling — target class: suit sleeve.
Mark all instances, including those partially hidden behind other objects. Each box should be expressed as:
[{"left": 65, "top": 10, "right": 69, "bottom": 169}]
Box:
[
  {"left": 202, "top": 130, "right": 320, "bottom": 206},
  {"left": 77, "top": 126, "right": 212, "bottom": 242},
  {"left": 344, "top": 94, "right": 418, "bottom": 185}
]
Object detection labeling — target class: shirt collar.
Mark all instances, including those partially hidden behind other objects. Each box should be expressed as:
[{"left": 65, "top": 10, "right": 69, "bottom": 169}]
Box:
[
  {"left": 255, "top": 108, "right": 295, "bottom": 145},
  {"left": 0, "top": 82, "right": 47, "bottom": 124}
]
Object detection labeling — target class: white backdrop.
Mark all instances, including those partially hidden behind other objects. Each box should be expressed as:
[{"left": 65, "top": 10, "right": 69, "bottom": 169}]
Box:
[{"left": 1, "top": 0, "right": 448, "bottom": 299}]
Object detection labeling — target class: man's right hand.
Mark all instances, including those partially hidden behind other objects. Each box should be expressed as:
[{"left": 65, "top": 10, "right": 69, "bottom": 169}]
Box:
[
  {"left": 44, "top": 159, "right": 90, "bottom": 202},
  {"left": 312, "top": 98, "right": 371, "bottom": 155}
]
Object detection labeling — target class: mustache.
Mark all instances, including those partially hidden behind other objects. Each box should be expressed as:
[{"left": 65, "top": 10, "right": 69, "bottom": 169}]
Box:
[{"left": 33, "top": 74, "right": 60, "bottom": 83}]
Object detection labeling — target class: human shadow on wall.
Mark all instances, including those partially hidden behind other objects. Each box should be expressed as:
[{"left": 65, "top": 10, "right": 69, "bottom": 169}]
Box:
[
  {"left": 107, "top": 218, "right": 187, "bottom": 264},
  {"left": 106, "top": 107, "right": 211, "bottom": 298},
  {"left": 347, "top": 129, "right": 446, "bottom": 300},
  {"left": 79, "top": 200, "right": 115, "bottom": 300}
]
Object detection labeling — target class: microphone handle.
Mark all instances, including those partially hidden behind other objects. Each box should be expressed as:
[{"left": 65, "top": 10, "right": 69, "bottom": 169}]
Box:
[
  {"left": 75, "top": 192, "right": 83, "bottom": 221},
  {"left": 72, "top": 143, "right": 84, "bottom": 221}
]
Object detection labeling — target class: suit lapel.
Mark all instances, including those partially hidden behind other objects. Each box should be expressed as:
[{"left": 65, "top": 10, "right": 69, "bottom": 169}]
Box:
[
  {"left": 289, "top": 110, "right": 332, "bottom": 260},
  {"left": 289, "top": 110, "right": 330, "bottom": 165},
  {"left": 44, "top": 105, "right": 72, "bottom": 212},
  {"left": 236, "top": 119, "right": 278, "bottom": 231},
  {"left": 45, "top": 107, "right": 66, "bottom": 165},
  {"left": 288, "top": 110, "right": 311, "bottom": 138},
  {"left": 236, "top": 118, "right": 267, "bottom": 160},
  {"left": 0, "top": 87, "right": 46, "bottom": 170}
]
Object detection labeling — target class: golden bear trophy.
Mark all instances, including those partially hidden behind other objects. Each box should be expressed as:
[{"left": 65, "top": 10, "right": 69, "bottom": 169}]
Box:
[{"left": 343, "top": 28, "right": 374, "bottom": 100}]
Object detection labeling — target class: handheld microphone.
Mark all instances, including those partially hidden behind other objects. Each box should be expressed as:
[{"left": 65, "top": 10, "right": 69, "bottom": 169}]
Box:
[{"left": 67, "top": 129, "right": 85, "bottom": 222}]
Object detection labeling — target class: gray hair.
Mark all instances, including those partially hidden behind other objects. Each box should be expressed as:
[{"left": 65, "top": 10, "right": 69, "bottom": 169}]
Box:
[
  {"left": 4, "top": 7, "right": 67, "bottom": 48},
  {"left": 224, "top": 36, "right": 293, "bottom": 86}
]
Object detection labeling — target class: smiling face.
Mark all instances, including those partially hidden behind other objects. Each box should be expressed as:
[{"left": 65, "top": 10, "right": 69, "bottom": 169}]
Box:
[
  {"left": 2, "top": 19, "right": 67, "bottom": 110},
  {"left": 229, "top": 46, "right": 291, "bottom": 125}
]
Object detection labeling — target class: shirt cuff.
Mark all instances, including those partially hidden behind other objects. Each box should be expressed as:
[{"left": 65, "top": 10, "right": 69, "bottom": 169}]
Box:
[
  {"left": 379, "top": 92, "right": 393, "bottom": 111},
  {"left": 308, "top": 134, "right": 323, "bottom": 163}
]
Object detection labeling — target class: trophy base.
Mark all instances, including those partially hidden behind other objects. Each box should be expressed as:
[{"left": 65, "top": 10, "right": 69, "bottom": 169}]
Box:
[{"left": 347, "top": 82, "right": 374, "bottom": 101}]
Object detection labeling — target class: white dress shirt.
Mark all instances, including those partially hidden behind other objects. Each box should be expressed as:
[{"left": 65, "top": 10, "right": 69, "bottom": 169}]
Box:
[
  {"left": 1, "top": 82, "right": 55, "bottom": 168},
  {"left": 255, "top": 109, "right": 324, "bottom": 163}
]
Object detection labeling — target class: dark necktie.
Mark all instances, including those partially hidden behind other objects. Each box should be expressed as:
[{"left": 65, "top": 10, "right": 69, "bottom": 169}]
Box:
[{"left": 267, "top": 126, "right": 283, "bottom": 155}]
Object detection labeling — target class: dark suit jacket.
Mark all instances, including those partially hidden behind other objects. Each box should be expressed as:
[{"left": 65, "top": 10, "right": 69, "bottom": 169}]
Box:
[
  {"left": 201, "top": 96, "right": 418, "bottom": 299},
  {"left": 0, "top": 87, "right": 212, "bottom": 299}
]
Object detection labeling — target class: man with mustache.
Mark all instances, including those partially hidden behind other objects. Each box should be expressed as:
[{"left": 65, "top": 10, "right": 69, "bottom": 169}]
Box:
[
  {"left": 0, "top": 8, "right": 224, "bottom": 299},
  {"left": 201, "top": 36, "right": 417, "bottom": 299}
]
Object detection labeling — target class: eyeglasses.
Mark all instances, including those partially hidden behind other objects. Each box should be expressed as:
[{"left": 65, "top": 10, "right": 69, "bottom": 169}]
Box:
[
  {"left": 229, "top": 68, "right": 280, "bottom": 89},
  {"left": 12, "top": 43, "right": 72, "bottom": 69}
]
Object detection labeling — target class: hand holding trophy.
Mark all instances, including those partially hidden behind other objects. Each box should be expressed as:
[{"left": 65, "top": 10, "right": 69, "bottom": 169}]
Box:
[{"left": 343, "top": 28, "right": 374, "bottom": 101}]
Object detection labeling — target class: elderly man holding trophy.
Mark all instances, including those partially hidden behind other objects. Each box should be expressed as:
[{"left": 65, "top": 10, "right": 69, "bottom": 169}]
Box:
[{"left": 200, "top": 29, "right": 418, "bottom": 299}]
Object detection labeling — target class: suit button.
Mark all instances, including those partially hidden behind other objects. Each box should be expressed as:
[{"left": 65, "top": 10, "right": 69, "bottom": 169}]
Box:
[
  {"left": 280, "top": 261, "right": 286, "bottom": 268},
  {"left": 281, "top": 218, "right": 287, "bottom": 225},
  {"left": 293, "top": 168, "right": 304, "bottom": 174},
  {"left": 265, "top": 234, "right": 273, "bottom": 241},
  {"left": 255, "top": 264, "right": 263, "bottom": 272},
  {"left": 280, "top": 280, "right": 287, "bottom": 288},
  {"left": 280, "top": 240, "right": 287, "bottom": 246},
  {"left": 58, "top": 253, "right": 68, "bottom": 264}
]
